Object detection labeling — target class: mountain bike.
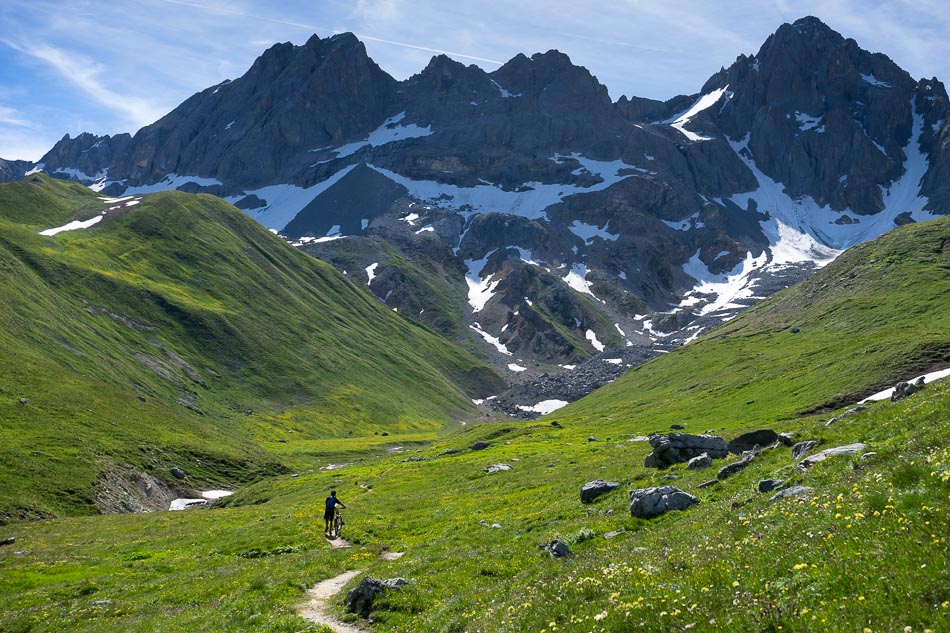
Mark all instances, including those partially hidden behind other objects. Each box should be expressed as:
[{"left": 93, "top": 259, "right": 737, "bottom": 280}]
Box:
[{"left": 332, "top": 507, "right": 344, "bottom": 538}]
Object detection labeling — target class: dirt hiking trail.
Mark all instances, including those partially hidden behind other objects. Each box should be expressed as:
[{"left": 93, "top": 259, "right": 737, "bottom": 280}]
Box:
[{"left": 297, "top": 569, "right": 366, "bottom": 633}]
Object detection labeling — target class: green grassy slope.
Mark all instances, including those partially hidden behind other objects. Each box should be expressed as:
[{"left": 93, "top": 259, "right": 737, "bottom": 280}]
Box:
[
  {"left": 0, "top": 175, "right": 503, "bottom": 519},
  {"left": 0, "top": 207, "right": 947, "bottom": 631},
  {"left": 553, "top": 215, "right": 950, "bottom": 430}
]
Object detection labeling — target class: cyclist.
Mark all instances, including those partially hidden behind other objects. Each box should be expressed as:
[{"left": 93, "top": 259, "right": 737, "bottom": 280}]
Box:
[{"left": 324, "top": 490, "right": 346, "bottom": 537}]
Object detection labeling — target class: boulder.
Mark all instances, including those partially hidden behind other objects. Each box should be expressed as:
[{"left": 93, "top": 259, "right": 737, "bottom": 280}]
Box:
[
  {"left": 797, "top": 443, "right": 867, "bottom": 471},
  {"left": 727, "top": 430, "right": 779, "bottom": 454},
  {"left": 697, "top": 480, "right": 720, "bottom": 489},
  {"left": 825, "top": 406, "right": 869, "bottom": 426},
  {"left": 644, "top": 433, "right": 728, "bottom": 468},
  {"left": 629, "top": 486, "right": 699, "bottom": 518},
  {"left": 686, "top": 452, "right": 712, "bottom": 470},
  {"left": 170, "top": 467, "right": 186, "bottom": 480},
  {"left": 580, "top": 480, "right": 621, "bottom": 504},
  {"left": 717, "top": 452, "right": 756, "bottom": 480},
  {"left": 470, "top": 441, "right": 491, "bottom": 451},
  {"left": 891, "top": 381, "right": 919, "bottom": 401},
  {"left": 0, "top": 537, "right": 14, "bottom": 547},
  {"left": 345, "top": 577, "right": 408, "bottom": 617},
  {"left": 778, "top": 432, "right": 796, "bottom": 446},
  {"left": 769, "top": 486, "right": 814, "bottom": 502},
  {"left": 484, "top": 463, "right": 512, "bottom": 473},
  {"left": 542, "top": 539, "right": 572, "bottom": 557},
  {"left": 791, "top": 440, "right": 817, "bottom": 460}
]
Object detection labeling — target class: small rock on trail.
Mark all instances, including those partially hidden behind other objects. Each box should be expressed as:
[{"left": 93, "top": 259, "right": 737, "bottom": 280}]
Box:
[{"left": 298, "top": 569, "right": 367, "bottom": 633}]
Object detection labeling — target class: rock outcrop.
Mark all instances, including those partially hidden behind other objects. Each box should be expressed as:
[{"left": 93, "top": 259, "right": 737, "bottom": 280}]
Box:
[
  {"left": 629, "top": 486, "right": 699, "bottom": 518},
  {"left": 580, "top": 480, "right": 621, "bottom": 504},
  {"left": 644, "top": 434, "right": 729, "bottom": 468}
]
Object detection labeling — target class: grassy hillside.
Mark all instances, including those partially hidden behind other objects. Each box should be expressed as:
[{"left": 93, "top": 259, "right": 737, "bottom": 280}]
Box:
[
  {"left": 0, "top": 175, "right": 503, "bottom": 519},
  {"left": 0, "top": 205, "right": 948, "bottom": 632}
]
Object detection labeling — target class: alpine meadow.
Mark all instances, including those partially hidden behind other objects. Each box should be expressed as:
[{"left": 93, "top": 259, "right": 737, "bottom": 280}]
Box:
[{"left": 1, "top": 9, "right": 949, "bottom": 633}]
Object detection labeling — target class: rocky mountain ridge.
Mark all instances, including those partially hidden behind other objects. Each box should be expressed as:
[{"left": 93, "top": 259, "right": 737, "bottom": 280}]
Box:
[{"left": 10, "top": 16, "right": 950, "bottom": 414}]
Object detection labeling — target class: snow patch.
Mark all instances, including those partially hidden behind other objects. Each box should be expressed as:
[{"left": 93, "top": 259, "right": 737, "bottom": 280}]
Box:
[
  {"left": 859, "top": 367, "right": 950, "bottom": 403},
  {"left": 469, "top": 321, "right": 512, "bottom": 356},
  {"left": 508, "top": 363, "right": 527, "bottom": 372},
  {"left": 586, "top": 329, "right": 605, "bottom": 352},
  {"left": 564, "top": 263, "right": 601, "bottom": 300},
  {"left": 794, "top": 112, "right": 823, "bottom": 132},
  {"left": 517, "top": 399, "right": 569, "bottom": 414},
  {"left": 465, "top": 249, "right": 501, "bottom": 312},
  {"left": 40, "top": 214, "right": 104, "bottom": 236},
  {"left": 124, "top": 173, "right": 223, "bottom": 195},
  {"left": 861, "top": 73, "right": 894, "bottom": 88},
  {"left": 226, "top": 164, "right": 359, "bottom": 230},
  {"left": 666, "top": 86, "right": 729, "bottom": 142},
  {"left": 367, "top": 154, "right": 635, "bottom": 221},
  {"left": 365, "top": 263, "right": 378, "bottom": 285},
  {"left": 331, "top": 112, "right": 432, "bottom": 158},
  {"left": 569, "top": 220, "right": 619, "bottom": 245}
]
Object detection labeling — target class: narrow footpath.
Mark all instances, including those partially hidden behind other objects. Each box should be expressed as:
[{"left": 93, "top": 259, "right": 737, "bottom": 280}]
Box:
[{"left": 297, "top": 568, "right": 366, "bottom": 633}]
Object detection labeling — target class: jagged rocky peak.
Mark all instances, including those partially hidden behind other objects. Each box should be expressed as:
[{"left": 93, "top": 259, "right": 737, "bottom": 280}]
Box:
[
  {"left": 491, "top": 49, "right": 613, "bottom": 114},
  {"left": 40, "top": 132, "right": 131, "bottom": 180}
]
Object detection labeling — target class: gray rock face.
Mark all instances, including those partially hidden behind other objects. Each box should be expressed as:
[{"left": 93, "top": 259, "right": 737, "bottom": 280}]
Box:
[
  {"left": 345, "top": 577, "right": 407, "bottom": 617},
  {"left": 687, "top": 453, "right": 713, "bottom": 470},
  {"left": 28, "top": 16, "right": 950, "bottom": 379},
  {"left": 644, "top": 433, "right": 729, "bottom": 468},
  {"left": 797, "top": 443, "right": 867, "bottom": 471},
  {"left": 629, "top": 486, "right": 699, "bottom": 518},
  {"left": 727, "top": 430, "right": 779, "bottom": 454},
  {"left": 717, "top": 452, "right": 756, "bottom": 480},
  {"left": 580, "top": 480, "right": 622, "bottom": 504},
  {"left": 792, "top": 440, "right": 818, "bottom": 460}
]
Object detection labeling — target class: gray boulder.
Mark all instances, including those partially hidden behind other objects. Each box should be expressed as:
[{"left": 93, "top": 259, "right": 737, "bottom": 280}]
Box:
[
  {"left": 697, "top": 479, "right": 720, "bottom": 489},
  {"left": 644, "top": 433, "right": 728, "bottom": 468},
  {"left": 792, "top": 440, "right": 817, "bottom": 460},
  {"left": 470, "top": 441, "right": 491, "bottom": 451},
  {"left": 770, "top": 486, "right": 814, "bottom": 502},
  {"left": 727, "top": 430, "right": 779, "bottom": 454},
  {"left": 580, "top": 480, "right": 621, "bottom": 504},
  {"left": 825, "top": 406, "right": 869, "bottom": 426},
  {"left": 686, "top": 452, "right": 713, "bottom": 470},
  {"left": 484, "top": 463, "right": 512, "bottom": 473},
  {"left": 797, "top": 443, "right": 867, "bottom": 471},
  {"left": 542, "top": 539, "right": 572, "bottom": 557},
  {"left": 345, "top": 577, "right": 408, "bottom": 617},
  {"left": 717, "top": 452, "right": 756, "bottom": 480},
  {"left": 170, "top": 467, "right": 186, "bottom": 480},
  {"left": 629, "top": 486, "right": 699, "bottom": 518},
  {"left": 891, "top": 381, "right": 920, "bottom": 401}
]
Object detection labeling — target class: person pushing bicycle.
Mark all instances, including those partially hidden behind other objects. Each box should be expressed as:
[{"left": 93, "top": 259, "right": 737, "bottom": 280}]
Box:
[{"left": 324, "top": 490, "right": 346, "bottom": 537}]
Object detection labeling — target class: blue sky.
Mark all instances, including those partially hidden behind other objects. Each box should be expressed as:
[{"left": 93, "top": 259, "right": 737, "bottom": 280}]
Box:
[{"left": 3, "top": 0, "right": 950, "bottom": 161}]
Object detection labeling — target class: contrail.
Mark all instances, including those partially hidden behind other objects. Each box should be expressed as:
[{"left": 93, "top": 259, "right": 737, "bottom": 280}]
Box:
[{"left": 155, "top": 0, "right": 504, "bottom": 66}]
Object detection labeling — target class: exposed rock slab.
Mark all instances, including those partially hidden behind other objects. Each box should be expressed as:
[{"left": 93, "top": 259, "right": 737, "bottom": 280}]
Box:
[
  {"left": 629, "top": 486, "right": 699, "bottom": 518},
  {"left": 644, "top": 433, "right": 728, "bottom": 468},
  {"left": 797, "top": 443, "right": 867, "bottom": 471}
]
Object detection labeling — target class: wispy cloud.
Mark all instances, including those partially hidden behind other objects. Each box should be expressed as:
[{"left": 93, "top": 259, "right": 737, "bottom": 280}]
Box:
[
  {"left": 2, "top": 39, "right": 166, "bottom": 129},
  {"left": 0, "top": 106, "right": 34, "bottom": 128}
]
